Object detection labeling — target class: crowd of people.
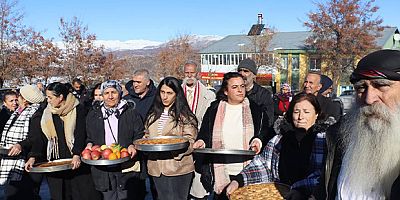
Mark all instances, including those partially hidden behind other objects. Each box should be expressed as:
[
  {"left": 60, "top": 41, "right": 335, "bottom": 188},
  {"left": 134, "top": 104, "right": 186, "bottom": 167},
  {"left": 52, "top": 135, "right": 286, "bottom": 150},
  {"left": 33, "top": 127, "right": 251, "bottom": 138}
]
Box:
[{"left": 0, "top": 49, "right": 399, "bottom": 200}]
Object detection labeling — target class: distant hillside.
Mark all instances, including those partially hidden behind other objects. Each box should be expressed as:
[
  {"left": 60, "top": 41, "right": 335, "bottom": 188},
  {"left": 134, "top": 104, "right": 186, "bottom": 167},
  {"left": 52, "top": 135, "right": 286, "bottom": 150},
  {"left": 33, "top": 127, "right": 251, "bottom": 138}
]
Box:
[{"left": 102, "top": 35, "right": 223, "bottom": 57}]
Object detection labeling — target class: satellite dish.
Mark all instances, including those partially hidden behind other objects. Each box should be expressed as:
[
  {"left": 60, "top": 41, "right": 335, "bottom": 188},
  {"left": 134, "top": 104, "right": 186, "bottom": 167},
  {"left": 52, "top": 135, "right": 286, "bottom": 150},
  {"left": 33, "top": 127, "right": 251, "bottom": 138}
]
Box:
[{"left": 394, "top": 33, "right": 400, "bottom": 41}]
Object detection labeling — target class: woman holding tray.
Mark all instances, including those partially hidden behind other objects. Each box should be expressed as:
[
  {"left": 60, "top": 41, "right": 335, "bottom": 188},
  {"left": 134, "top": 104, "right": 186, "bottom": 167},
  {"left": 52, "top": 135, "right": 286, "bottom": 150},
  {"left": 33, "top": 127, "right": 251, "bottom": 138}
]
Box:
[
  {"left": 24, "top": 82, "right": 100, "bottom": 200},
  {"left": 85, "top": 80, "right": 146, "bottom": 200},
  {"left": 144, "top": 76, "right": 198, "bottom": 200}
]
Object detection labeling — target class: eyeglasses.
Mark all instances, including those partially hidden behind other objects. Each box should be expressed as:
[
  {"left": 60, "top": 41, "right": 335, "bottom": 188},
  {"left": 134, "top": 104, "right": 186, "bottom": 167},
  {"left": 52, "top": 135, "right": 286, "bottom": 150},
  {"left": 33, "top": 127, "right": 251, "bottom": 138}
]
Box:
[{"left": 238, "top": 68, "right": 250, "bottom": 73}]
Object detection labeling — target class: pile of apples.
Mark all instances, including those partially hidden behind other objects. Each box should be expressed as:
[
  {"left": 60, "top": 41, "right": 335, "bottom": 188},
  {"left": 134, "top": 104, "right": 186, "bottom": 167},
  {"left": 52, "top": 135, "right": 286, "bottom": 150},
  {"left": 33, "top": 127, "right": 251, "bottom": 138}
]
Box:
[{"left": 81, "top": 143, "right": 130, "bottom": 160}]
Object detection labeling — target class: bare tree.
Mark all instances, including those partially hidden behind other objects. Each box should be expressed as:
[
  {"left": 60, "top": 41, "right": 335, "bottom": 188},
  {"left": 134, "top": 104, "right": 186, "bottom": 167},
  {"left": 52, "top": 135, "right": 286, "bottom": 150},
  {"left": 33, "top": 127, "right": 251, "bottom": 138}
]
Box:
[
  {"left": 156, "top": 34, "right": 198, "bottom": 80},
  {"left": 304, "top": 0, "right": 383, "bottom": 92},
  {"left": 58, "top": 16, "right": 104, "bottom": 84},
  {"left": 0, "top": 0, "right": 24, "bottom": 87}
]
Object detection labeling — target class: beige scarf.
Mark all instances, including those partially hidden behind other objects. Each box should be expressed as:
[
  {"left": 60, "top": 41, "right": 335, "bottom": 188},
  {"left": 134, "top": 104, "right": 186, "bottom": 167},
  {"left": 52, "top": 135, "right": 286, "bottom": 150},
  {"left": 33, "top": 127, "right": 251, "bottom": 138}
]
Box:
[
  {"left": 41, "top": 93, "right": 79, "bottom": 160},
  {"left": 212, "top": 98, "right": 254, "bottom": 194}
]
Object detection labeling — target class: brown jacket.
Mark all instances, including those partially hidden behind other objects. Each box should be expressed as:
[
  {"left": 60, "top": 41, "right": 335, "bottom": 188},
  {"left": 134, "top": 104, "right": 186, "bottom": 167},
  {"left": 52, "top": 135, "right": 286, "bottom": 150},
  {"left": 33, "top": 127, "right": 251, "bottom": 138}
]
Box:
[{"left": 146, "top": 116, "right": 197, "bottom": 177}]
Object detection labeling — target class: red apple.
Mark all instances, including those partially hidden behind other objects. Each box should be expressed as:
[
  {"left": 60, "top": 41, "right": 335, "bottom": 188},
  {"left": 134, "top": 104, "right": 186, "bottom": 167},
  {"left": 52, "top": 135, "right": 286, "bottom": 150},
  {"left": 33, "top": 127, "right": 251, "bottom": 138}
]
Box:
[
  {"left": 102, "top": 148, "right": 113, "bottom": 159},
  {"left": 91, "top": 150, "right": 101, "bottom": 160},
  {"left": 91, "top": 145, "right": 101, "bottom": 152},
  {"left": 81, "top": 149, "right": 91, "bottom": 156},
  {"left": 120, "top": 151, "right": 130, "bottom": 158},
  {"left": 82, "top": 152, "right": 91, "bottom": 160}
]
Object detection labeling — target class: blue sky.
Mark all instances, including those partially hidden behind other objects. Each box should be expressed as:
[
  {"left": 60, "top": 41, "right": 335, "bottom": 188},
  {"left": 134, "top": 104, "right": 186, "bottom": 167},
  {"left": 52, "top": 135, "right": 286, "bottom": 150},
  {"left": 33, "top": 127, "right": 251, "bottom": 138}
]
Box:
[{"left": 20, "top": 0, "right": 399, "bottom": 42}]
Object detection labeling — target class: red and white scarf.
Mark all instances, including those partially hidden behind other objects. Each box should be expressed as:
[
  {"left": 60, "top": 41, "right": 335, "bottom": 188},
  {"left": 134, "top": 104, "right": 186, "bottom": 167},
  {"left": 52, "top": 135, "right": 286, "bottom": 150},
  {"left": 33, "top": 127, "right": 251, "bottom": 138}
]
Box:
[
  {"left": 212, "top": 98, "right": 254, "bottom": 194},
  {"left": 184, "top": 82, "right": 200, "bottom": 114}
]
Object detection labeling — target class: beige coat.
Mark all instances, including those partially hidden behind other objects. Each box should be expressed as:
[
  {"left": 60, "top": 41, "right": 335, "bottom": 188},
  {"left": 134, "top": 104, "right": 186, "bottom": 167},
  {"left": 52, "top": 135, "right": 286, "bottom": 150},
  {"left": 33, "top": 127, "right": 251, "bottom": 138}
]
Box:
[
  {"left": 182, "top": 81, "right": 216, "bottom": 127},
  {"left": 146, "top": 115, "right": 197, "bottom": 177}
]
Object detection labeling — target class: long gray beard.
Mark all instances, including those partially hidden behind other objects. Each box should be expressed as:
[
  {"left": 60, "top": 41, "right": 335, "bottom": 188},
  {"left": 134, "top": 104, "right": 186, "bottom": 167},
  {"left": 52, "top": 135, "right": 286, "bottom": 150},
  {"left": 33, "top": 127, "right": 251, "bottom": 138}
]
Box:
[{"left": 339, "top": 104, "right": 400, "bottom": 197}]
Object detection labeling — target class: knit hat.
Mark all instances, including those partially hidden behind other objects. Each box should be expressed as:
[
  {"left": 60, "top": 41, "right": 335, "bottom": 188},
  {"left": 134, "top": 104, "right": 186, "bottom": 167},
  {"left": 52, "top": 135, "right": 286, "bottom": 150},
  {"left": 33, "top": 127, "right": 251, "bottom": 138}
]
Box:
[
  {"left": 100, "top": 80, "right": 122, "bottom": 96},
  {"left": 237, "top": 58, "right": 258, "bottom": 75},
  {"left": 350, "top": 49, "right": 400, "bottom": 84},
  {"left": 319, "top": 75, "right": 333, "bottom": 94},
  {"left": 20, "top": 85, "right": 45, "bottom": 104}
]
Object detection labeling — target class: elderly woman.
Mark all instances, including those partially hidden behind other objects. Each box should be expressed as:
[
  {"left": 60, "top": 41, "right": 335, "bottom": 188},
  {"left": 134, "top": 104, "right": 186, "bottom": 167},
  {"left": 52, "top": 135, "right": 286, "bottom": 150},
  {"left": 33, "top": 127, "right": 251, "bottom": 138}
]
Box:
[
  {"left": 144, "top": 77, "right": 198, "bottom": 200},
  {"left": 25, "top": 82, "right": 100, "bottom": 200},
  {"left": 226, "top": 93, "right": 329, "bottom": 200},
  {"left": 85, "top": 80, "right": 145, "bottom": 200}
]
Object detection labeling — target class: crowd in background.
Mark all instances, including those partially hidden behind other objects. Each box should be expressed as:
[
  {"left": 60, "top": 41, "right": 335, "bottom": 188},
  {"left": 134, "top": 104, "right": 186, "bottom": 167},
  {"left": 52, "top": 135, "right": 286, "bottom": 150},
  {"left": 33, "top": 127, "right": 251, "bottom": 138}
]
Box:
[{"left": 0, "top": 50, "right": 399, "bottom": 200}]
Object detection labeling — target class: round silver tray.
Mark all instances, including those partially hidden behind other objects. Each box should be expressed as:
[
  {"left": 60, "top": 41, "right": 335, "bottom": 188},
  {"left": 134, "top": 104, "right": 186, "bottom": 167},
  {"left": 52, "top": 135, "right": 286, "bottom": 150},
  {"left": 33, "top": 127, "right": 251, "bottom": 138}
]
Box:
[
  {"left": 193, "top": 148, "right": 256, "bottom": 156},
  {"left": 30, "top": 159, "right": 73, "bottom": 173},
  {"left": 81, "top": 156, "right": 131, "bottom": 166},
  {"left": 133, "top": 136, "right": 189, "bottom": 152},
  {"left": 0, "top": 146, "right": 9, "bottom": 155}
]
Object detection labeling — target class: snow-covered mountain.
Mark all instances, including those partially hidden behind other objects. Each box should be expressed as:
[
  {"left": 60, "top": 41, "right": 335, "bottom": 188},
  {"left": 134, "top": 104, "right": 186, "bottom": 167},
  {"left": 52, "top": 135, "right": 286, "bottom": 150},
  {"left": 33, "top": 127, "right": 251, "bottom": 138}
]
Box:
[
  {"left": 94, "top": 39, "right": 163, "bottom": 51},
  {"left": 99, "top": 34, "right": 223, "bottom": 53},
  {"left": 55, "top": 35, "right": 223, "bottom": 56}
]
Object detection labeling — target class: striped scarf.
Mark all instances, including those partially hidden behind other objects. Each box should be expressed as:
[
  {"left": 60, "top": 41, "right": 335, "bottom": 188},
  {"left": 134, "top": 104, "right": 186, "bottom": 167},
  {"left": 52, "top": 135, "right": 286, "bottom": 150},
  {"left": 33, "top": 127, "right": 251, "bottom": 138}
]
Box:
[
  {"left": 212, "top": 98, "right": 254, "bottom": 194},
  {"left": 0, "top": 103, "right": 41, "bottom": 185}
]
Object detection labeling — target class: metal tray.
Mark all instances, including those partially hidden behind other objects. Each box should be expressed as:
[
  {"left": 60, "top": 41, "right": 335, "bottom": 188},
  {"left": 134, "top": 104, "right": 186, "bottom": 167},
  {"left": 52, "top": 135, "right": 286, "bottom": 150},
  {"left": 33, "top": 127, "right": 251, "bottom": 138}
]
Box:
[
  {"left": 0, "top": 146, "right": 9, "bottom": 155},
  {"left": 193, "top": 148, "right": 256, "bottom": 156},
  {"left": 133, "top": 136, "right": 189, "bottom": 152},
  {"left": 30, "top": 159, "right": 73, "bottom": 173},
  {"left": 81, "top": 156, "right": 131, "bottom": 166}
]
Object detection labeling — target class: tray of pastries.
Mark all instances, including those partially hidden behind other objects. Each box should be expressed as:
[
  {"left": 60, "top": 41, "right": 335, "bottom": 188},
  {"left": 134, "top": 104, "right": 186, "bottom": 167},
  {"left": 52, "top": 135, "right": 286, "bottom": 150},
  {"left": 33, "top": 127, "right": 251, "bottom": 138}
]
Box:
[
  {"left": 30, "top": 158, "right": 73, "bottom": 173},
  {"left": 133, "top": 136, "right": 189, "bottom": 152},
  {"left": 230, "top": 182, "right": 290, "bottom": 200}
]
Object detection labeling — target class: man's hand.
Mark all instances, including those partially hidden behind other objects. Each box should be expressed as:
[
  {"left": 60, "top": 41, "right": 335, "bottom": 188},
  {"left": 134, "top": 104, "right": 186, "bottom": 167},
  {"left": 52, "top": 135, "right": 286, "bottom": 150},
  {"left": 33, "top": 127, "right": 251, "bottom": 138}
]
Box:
[
  {"left": 226, "top": 180, "right": 239, "bottom": 198},
  {"left": 8, "top": 144, "right": 22, "bottom": 156},
  {"left": 192, "top": 140, "right": 205, "bottom": 149},
  {"left": 71, "top": 155, "right": 81, "bottom": 170},
  {"left": 25, "top": 157, "right": 35, "bottom": 172},
  {"left": 250, "top": 139, "right": 262, "bottom": 154},
  {"left": 128, "top": 144, "right": 137, "bottom": 159}
]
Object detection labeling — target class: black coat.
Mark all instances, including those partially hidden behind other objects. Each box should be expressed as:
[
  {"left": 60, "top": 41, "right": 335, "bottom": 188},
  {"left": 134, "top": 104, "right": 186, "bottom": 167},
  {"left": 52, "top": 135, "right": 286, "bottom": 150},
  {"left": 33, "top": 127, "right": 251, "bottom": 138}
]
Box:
[
  {"left": 123, "top": 80, "right": 157, "bottom": 121},
  {"left": 195, "top": 99, "right": 272, "bottom": 192},
  {"left": 0, "top": 106, "right": 12, "bottom": 137},
  {"left": 29, "top": 103, "right": 87, "bottom": 160},
  {"left": 247, "top": 83, "right": 274, "bottom": 127},
  {"left": 85, "top": 101, "right": 145, "bottom": 191},
  {"left": 316, "top": 94, "right": 341, "bottom": 122}
]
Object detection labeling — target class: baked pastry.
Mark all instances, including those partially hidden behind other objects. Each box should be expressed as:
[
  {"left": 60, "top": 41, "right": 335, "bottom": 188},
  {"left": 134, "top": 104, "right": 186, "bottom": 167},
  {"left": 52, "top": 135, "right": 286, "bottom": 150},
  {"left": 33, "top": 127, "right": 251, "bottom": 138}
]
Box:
[
  {"left": 137, "top": 138, "right": 186, "bottom": 145},
  {"left": 230, "top": 183, "right": 289, "bottom": 200},
  {"left": 36, "top": 160, "right": 72, "bottom": 168}
]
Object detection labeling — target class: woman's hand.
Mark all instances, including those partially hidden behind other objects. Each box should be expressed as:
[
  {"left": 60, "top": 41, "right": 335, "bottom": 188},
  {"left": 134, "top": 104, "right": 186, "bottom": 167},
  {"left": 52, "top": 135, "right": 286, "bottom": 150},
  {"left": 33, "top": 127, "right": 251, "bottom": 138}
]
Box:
[
  {"left": 8, "top": 144, "right": 22, "bottom": 156},
  {"left": 71, "top": 155, "right": 81, "bottom": 170},
  {"left": 250, "top": 139, "right": 262, "bottom": 154},
  {"left": 226, "top": 180, "right": 239, "bottom": 198},
  {"left": 193, "top": 140, "right": 205, "bottom": 149},
  {"left": 128, "top": 144, "right": 137, "bottom": 159},
  {"left": 25, "top": 157, "right": 35, "bottom": 172},
  {"left": 85, "top": 143, "right": 93, "bottom": 150}
]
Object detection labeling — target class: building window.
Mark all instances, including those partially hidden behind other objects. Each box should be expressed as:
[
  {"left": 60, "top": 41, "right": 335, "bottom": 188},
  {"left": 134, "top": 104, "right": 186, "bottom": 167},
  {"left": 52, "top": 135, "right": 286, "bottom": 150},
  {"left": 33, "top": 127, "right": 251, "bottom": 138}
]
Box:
[
  {"left": 309, "top": 57, "right": 321, "bottom": 71},
  {"left": 291, "top": 55, "right": 300, "bottom": 91},
  {"left": 292, "top": 56, "right": 299, "bottom": 70},
  {"left": 281, "top": 56, "right": 288, "bottom": 69}
]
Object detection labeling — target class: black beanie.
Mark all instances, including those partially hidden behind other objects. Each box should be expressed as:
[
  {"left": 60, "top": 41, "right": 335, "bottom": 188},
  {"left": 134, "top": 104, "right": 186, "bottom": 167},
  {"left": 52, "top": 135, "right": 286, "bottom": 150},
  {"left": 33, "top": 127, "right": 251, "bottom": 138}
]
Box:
[{"left": 237, "top": 58, "right": 257, "bottom": 75}]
